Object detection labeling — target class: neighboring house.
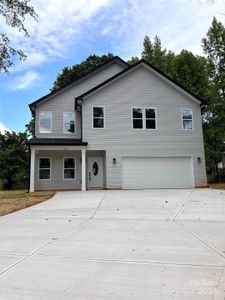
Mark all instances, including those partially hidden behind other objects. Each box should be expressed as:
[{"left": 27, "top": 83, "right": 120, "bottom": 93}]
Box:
[
  {"left": 218, "top": 153, "right": 225, "bottom": 169},
  {"left": 27, "top": 56, "right": 208, "bottom": 191}
]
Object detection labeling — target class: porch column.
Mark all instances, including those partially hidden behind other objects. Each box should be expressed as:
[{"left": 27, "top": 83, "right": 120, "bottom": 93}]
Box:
[
  {"left": 30, "top": 147, "right": 35, "bottom": 192},
  {"left": 81, "top": 149, "right": 86, "bottom": 191}
]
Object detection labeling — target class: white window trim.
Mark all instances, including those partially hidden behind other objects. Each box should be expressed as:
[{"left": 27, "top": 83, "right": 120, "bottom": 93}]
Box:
[
  {"left": 92, "top": 106, "right": 105, "bottom": 129},
  {"left": 131, "top": 107, "right": 143, "bottom": 130},
  {"left": 39, "top": 111, "right": 52, "bottom": 133},
  {"left": 38, "top": 157, "right": 51, "bottom": 181},
  {"left": 145, "top": 107, "right": 157, "bottom": 130},
  {"left": 131, "top": 107, "right": 157, "bottom": 130},
  {"left": 181, "top": 108, "right": 194, "bottom": 131},
  {"left": 63, "top": 157, "right": 76, "bottom": 180},
  {"left": 63, "top": 112, "right": 76, "bottom": 134}
]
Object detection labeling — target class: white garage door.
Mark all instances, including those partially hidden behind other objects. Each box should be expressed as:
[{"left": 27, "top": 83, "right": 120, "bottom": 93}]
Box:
[{"left": 122, "top": 157, "right": 193, "bottom": 189}]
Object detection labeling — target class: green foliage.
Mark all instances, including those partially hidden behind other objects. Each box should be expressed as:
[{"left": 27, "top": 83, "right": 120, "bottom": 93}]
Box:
[
  {"left": 127, "top": 56, "right": 139, "bottom": 65},
  {"left": 0, "top": 131, "right": 29, "bottom": 189},
  {"left": 142, "top": 35, "right": 174, "bottom": 74},
  {"left": 25, "top": 116, "right": 35, "bottom": 137},
  {"left": 202, "top": 17, "right": 225, "bottom": 174},
  {"left": 202, "top": 17, "right": 225, "bottom": 121},
  {"left": 0, "top": 0, "right": 37, "bottom": 73},
  {"left": 51, "top": 53, "right": 114, "bottom": 91},
  {"left": 170, "top": 50, "right": 209, "bottom": 98}
]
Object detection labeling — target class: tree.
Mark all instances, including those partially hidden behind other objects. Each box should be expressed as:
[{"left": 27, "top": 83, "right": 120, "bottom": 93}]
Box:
[
  {"left": 0, "top": 0, "right": 37, "bottom": 73},
  {"left": 0, "top": 131, "right": 29, "bottom": 189},
  {"left": 127, "top": 56, "right": 139, "bottom": 65},
  {"left": 51, "top": 53, "right": 114, "bottom": 91},
  {"left": 25, "top": 116, "right": 35, "bottom": 137},
  {"left": 170, "top": 50, "right": 209, "bottom": 98},
  {"left": 202, "top": 17, "right": 225, "bottom": 175},
  {"left": 141, "top": 35, "right": 171, "bottom": 73}
]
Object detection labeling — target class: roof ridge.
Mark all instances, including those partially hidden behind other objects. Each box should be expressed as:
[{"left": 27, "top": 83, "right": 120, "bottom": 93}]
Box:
[
  {"left": 76, "top": 59, "right": 207, "bottom": 106},
  {"left": 29, "top": 56, "right": 129, "bottom": 110}
]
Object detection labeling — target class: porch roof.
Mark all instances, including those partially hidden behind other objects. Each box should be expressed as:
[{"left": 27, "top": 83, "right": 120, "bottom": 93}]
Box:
[{"left": 26, "top": 138, "right": 88, "bottom": 146}]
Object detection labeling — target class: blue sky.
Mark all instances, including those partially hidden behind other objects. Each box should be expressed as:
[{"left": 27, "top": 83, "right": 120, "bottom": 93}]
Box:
[{"left": 0, "top": 0, "right": 224, "bottom": 133}]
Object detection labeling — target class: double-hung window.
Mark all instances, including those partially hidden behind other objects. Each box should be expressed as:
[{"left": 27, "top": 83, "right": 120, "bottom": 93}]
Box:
[
  {"left": 93, "top": 106, "right": 104, "bottom": 128},
  {"left": 132, "top": 107, "right": 156, "bottom": 129},
  {"left": 63, "top": 112, "right": 75, "bottom": 134},
  {"left": 132, "top": 108, "right": 143, "bottom": 129},
  {"left": 63, "top": 158, "right": 76, "bottom": 179},
  {"left": 181, "top": 108, "right": 193, "bottom": 130},
  {"left": 39, "top": 111, "right": 52, "bottom": 133},
  {"left": 39, "top": 158, "right": 51, "bottom": 180},
  {"left": 145, "top": 108, "right": 156, "bottom": 129}
]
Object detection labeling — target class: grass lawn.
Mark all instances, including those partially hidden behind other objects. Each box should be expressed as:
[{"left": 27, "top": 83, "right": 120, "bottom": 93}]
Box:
[
  {"left": 209, "top": 183, "right": 225, "bottom": 190},
  {"left": 0, "top": 190, "right": 55, "bottom": 216}
]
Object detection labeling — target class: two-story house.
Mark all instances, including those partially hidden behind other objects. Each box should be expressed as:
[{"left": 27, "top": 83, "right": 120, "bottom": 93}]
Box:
[{"left": 27, "top": 56, "right": 208, "bottom": 192}]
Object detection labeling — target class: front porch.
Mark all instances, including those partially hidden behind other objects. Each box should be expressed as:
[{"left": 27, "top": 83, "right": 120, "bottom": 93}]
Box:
[{"left": 29, "top": 146, "right": 106, "bottom": 192}]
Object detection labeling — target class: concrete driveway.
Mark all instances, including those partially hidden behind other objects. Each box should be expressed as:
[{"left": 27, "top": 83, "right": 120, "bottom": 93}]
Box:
[{"left": 0, "top": 189, "right": 225, "bottom": 299}]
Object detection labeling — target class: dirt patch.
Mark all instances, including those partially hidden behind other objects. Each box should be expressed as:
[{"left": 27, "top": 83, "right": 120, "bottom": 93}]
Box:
[
  {"left": 0, "top": 190, "right": 55, "bottom": 216},
  {"left": 209, "top": 183, "right": 225, "bottom": 190}
]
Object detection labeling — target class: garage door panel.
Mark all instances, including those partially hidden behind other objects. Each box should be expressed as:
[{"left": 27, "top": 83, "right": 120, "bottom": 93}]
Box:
[{"left": 122, "top": 157, "right": 193, "bottom": 189}]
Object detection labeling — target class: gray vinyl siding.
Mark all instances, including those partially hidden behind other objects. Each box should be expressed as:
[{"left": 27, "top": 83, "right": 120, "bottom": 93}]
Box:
[
  {"left": 82, "top": 64, "right": 207, "bottom": 188},
  {"left": 35, "top": 62, "right": 125, "bottom": 138},
  {"left": 34, "top": 150, "right": 81, "bottom": 190}
]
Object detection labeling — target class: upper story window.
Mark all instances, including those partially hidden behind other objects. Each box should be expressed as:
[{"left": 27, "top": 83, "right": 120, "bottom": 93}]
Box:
[
  {"left": 63, "top": 157, "right": 76, "bottom": 179},
  {"left": 132, "top": 107, "right": 156, "bottom": 130},
  {"left": 93, "top": 106, "right": 104, "bottom": 128},
  {"left": 63, "top": 112, "right": 75, "bottom": 134},
  {"left": 132, "top": 108, "right": 143, "bottom": 129},
  {"left": 181, "top": 108, "right": 193, "bottom": 130},
  {"left": 39, "top": 111, "right": 52, "bottom": 133},
  {"left": 145, "top": 108, "right": 156, "bottom": 129},
  {"left": 39, "top": 158, "right": 51, "bottom": 180}
]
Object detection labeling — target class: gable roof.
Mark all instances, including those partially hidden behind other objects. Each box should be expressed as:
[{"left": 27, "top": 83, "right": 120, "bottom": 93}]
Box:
[
  {"left": 76, "top": 59, "right": 207, "bottom": 106},
  {"left": 29, "top": 56, "right": 129, "bottom": 110}
]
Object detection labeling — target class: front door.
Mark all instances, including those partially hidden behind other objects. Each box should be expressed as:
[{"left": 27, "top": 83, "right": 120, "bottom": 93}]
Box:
[{"left": 87, "top": 157, "right": 104, "bottom": 189}]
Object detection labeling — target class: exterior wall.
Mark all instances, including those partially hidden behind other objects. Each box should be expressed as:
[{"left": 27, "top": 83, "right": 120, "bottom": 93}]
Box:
[
  {"left": 35, "top": 61, "right": 125, "bottom": 139},
  {"left": 34, "top": 150, "right": 81, "bottom": 190},
  {"left": 82, "top": 64, "right": 207, "bottom": 188}
]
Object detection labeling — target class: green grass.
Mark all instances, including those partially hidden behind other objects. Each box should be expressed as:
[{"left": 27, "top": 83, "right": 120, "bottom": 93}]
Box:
[{"left": 0, "top": 190, "right": 55, "bottom": 216}]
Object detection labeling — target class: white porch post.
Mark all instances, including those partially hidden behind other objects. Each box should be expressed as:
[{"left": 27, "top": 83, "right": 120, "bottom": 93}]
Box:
[
  {"left": 30, "top": 147, "right": 35, "bottom": 192},
  {"left": 81, "top": 149, "right": 86, "bottom": 191}
]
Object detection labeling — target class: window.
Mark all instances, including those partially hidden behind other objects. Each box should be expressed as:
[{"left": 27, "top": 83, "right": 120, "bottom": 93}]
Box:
[
  {"left": 63, "top": 158, "right": 76, "bottom": 179},
  {"left": 182, "top": 108, "right": 193, "bottom": 130},
  {"left": 132, "top": 107, "right": 156, "bottom": 129},
  {"left": 39, "top": 111, "right": 52, "bottom": 133},
  {"left": 63, "top": 112, "right": 75, "bottom": 134},
  {"left": 145, "top": 108, "right": 156, "bottom": 129},
  {"left": 132, "top": 108, "right": 143, "bottom": 129},
  {"left": 93, "top": 106, "right": 104, "bottom": 128},
  {"left": 39, "top": 158, "right": 51, "bottom": 180}
]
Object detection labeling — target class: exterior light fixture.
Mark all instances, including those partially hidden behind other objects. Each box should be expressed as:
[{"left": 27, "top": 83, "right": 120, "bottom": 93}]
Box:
[
  {"left": 197, "top": 157, "right": 201, "bottom": 163},
  {"left": 113, "top": 158, "right": 116, "bottom": 165}
]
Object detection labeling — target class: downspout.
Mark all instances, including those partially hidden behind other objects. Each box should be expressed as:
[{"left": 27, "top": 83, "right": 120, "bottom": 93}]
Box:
[
  {"left": 75, "top": 98, "right": 83, "bottom": 141},
  {"left": 80, "top": 105, "right": 83, "bottom": 141},
  {"left": 27, "top": 146, "right": 31, "bottom": 193},
  {"left": 27, "top": 108, "right": 35, "bottom": 192}
]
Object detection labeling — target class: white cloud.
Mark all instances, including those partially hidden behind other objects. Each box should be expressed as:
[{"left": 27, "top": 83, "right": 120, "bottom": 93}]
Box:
[
  {"left": 96, "top": 0, "right": 225, "bottom": 58},
  {"left": 2, "top": 0, "right": 112, "bottom": 72},
  {"left": 1, "top": 0, "right": 225, "bottom": 80},
  {"left": 11, "top": 71, "right": 40, "bottom": 91},
  {"left": 0, "top": 122, "right": 11, "bottom": 133}
]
